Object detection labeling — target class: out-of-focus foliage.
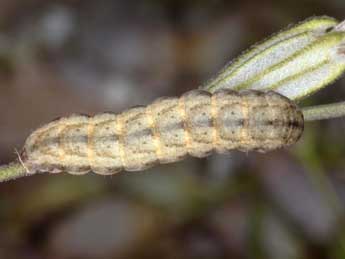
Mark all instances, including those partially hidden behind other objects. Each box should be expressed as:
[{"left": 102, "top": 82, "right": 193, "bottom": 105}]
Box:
[{"left": 1, "top": 0, "right": 345, "bottom": 259}]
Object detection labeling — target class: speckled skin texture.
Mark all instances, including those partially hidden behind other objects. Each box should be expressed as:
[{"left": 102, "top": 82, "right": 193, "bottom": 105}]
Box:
[{"left": 21, "top": 90, "right": 304, "bottom": 175}]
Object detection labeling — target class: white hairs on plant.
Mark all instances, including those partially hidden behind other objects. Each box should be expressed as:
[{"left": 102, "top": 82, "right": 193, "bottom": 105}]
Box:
[
  {"left": 335, "top": 19, "right": 345, "bottom": 32},
  {"left": 202, "top": 16, "right": 345, "bottom": 101}
]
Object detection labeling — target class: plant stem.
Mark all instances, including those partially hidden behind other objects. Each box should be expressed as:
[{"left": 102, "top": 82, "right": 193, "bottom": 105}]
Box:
[
  {"left": 302, "top": 101, "right": 345, "bottom": 121},
  {"left": 0, "top": 162, "right": 29, "bottom": 182}
]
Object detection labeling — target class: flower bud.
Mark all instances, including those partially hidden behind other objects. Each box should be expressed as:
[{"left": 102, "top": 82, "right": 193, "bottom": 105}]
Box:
[{"left": 202, "top": 16, "right": 345, "bottom": 101}]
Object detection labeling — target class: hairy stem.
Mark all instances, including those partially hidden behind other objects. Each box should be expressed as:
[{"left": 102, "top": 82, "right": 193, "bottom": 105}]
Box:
[
  {"left": 302, "top": 101, "right": 345, "bottom": 121},
  {"left": 0, "top": 162, "right": 29, "bottom": 182}
]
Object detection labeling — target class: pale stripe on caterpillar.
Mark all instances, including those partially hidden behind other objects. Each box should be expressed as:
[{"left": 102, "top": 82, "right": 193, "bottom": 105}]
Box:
[{"left": 21, "top": 89, "right": 304, "bottom": 175}]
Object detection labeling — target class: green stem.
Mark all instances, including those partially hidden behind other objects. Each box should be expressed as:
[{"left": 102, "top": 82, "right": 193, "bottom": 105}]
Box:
[
  {"left": 302, "top": 101, "right": 345, "bottom": 121},
  {"left": 0, "top": 162, "right": 29, "bottom": 182}
]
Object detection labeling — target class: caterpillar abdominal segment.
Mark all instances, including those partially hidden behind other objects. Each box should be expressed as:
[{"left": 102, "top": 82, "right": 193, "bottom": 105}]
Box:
[{"left": 21, "top": 89, "right": 304, "bottom": 175}]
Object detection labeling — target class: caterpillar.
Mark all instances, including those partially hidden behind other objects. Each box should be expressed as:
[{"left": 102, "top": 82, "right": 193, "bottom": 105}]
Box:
[{"left": 20, "top": 89, "right": 304, "bottom": 175}]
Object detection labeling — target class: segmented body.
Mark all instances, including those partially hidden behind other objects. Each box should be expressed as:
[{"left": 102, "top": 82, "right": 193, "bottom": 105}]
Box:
[{"left": 21, "top": 89, "right": 304, "bottom": 175}]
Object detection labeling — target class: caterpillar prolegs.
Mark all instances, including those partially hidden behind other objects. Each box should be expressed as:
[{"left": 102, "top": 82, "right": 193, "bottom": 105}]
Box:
[{"left": 21, "top": 90, "right": 304, "bottom": 175}]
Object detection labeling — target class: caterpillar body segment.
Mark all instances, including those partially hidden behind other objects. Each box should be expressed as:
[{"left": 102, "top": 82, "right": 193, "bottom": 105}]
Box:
[{"left": 21, "top": 90, "right": 304, "bottom": 175}]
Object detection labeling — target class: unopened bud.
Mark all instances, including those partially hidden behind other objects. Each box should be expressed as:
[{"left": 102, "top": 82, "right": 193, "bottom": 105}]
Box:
[{"left": 202, "top": 16, "right": 345, "bottom": 101}]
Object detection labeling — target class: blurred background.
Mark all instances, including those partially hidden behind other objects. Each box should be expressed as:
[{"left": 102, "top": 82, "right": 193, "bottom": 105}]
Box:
[{"left": 1, "top": 0, "right": 345, "bottom": 258}]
